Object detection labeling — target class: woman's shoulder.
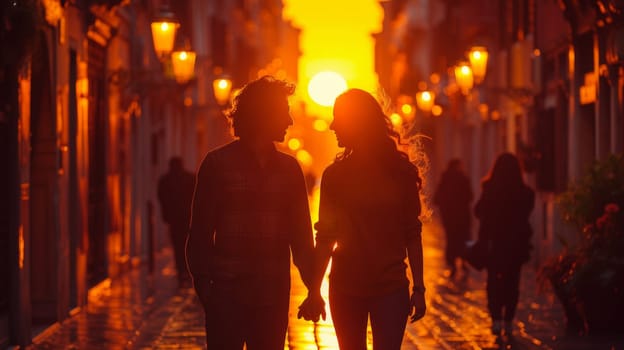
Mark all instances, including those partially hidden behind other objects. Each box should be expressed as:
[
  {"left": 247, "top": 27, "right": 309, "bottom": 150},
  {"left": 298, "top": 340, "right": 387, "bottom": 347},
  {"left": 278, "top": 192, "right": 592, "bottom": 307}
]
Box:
[{"left": 321, "top": 159, "right": 346, "bottom": 179}]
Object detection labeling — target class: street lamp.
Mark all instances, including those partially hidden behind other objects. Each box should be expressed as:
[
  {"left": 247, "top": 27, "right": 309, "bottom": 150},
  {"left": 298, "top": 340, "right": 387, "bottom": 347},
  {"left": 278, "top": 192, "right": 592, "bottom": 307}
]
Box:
[
  {"left": 416, "top": 90, "right": 435, "bottom": 113},
  {"left": 171, "top": 49, "right": 196, "bottom": 83},
  {"left": 468, "top": 46, "right": 489, "bottom": 84},
  {"left": 150, "top": 7, "right": 180, "bottom": 61},
  {"left": 397, "top": 94, "right": 415, "bottom": 123},
  {"left": 213, "top": 77, "right": 233, "bottom": 106},
  {"left": 454, "top": 62, "right": 474, "bottom": 95}
]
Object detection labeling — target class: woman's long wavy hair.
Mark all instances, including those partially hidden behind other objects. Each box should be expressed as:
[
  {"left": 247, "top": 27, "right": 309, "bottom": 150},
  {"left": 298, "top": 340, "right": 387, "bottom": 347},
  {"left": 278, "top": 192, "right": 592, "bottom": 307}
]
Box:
[
  {"left": 483, "top": 152, "right": 526, "bottom": 190},
  {"left": 333, "top": 89, "right": 421, "bottom": 189}
]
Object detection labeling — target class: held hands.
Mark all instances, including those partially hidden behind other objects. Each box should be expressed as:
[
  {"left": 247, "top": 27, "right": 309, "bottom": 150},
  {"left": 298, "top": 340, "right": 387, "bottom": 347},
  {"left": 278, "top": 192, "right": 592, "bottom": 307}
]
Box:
[
  {"left": 409, "top": 290, "right": 426, "bottom": 323},
  {"left": 297, "top": 293, "right": 326, "bottom": 322}
]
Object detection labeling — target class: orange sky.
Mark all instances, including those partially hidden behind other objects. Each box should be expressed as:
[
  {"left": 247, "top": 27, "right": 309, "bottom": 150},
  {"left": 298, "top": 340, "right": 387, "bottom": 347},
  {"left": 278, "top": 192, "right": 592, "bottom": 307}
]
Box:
[{"left": 283, "top": 0, "right": 384, "bottom": 117}]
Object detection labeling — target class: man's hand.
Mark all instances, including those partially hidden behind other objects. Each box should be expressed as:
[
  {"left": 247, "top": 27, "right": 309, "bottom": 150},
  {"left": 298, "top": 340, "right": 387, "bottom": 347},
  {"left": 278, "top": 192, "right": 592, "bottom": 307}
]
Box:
[
  {"left": 409, "top": 291, "right": 426, "bottom": 322},
  {"left": 297, "top": 293, "right": 326, "bottom": 322}
]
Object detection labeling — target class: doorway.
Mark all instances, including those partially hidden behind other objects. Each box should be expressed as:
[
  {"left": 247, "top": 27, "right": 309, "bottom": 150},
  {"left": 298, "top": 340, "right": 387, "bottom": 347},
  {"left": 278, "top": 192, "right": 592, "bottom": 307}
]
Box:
[
  {"left": 87, "top": 40, "right": 109, "bottom": 287},
  {"left": 29, "top": 33, "right": 59, "bottom": 327}
]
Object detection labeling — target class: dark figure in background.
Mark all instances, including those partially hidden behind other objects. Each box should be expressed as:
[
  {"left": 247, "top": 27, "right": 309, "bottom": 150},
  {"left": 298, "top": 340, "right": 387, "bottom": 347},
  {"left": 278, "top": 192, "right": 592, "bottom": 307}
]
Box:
[
  {"left": 474, "top": 153, "right": 534, "bottom": 336},
  {"left": 186, "top": 76, "right": 315, "bottom": 349},
  {"left": 299, "top": 89, "right": 426, "bottom": 350},
  {"left": 157, "top": 156, "right": 194, "bottom": 288},
  {"left": 433, "top": 159, "right": 473, "bottom": 277}
]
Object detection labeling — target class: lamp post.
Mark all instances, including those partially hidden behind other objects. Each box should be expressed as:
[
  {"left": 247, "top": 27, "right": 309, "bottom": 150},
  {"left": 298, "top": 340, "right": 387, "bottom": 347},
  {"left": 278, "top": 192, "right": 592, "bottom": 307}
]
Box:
[
  {"left": 171, "top": 49, "right": 196, "bottom": 84},
  {"left": 454, "top": 62, "right": 474, "bottom": 96},
  {"left": 213, "top": 77, "right": 233, "bottom": 106},
  {"left": 150, "top": 7, "right": 180, "bottom": 61},
  {"left": 468, "top": 46, "right": 489, "bottom": 84},
  {"left": 416, "top": 90, "right": 435, "bottom": 113}
]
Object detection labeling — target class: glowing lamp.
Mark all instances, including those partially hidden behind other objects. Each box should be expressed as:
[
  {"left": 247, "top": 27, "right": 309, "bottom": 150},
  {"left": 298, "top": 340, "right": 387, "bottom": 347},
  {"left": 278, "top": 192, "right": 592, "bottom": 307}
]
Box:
[
  {"left": 431, "top": 105, "right": 443, "bottom": 117},
  {"left": 171, "top": 50, "right": 196, "bottom": 83},
  {"left": 416, "top": 90, "right": 435, "bottom": 112},
  {"left": 296, "top": 149, "right": 313, "bottom": 167},
  {"left": 213, "top": 77, "right": 233, "bottom": 106},
  {"left": 390, "top": 113, "right": 402, "bottom": 127},
  {"left": 454, "top": 63, "right": 474, "bottom": 95},
  {"left": 313, "top": 119, "right": 328, "bottom": 132},
  {"left": 468, "top": 46, "right": 489, "bottom": 84},
  {"left": 397, "top": 94, "right": 415, "bottom": 122},
  {"left": 151, "top": 8, "right": 180, "bottom": 60},
  {"left": 401, "top": 103, "right": 413, "bottom": 115},
  {"left": 288, "top": 138, "right": 302, "bottom": 151}
]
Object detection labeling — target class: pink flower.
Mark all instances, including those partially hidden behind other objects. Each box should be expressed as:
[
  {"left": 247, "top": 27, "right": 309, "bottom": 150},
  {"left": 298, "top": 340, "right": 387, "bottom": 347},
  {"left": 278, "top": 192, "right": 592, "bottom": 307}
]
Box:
[{"left": 605, "top": 203, "right": 620, "bottom": 214}]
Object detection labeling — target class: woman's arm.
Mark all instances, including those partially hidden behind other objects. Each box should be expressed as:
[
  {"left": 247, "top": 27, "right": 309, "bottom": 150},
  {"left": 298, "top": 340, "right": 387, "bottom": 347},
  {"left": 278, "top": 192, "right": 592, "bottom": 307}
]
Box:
[
  {"left": 298, "top": 169, "right": 337, "bottom": 322},
  {"left": 405, "top": 174, "right": 426, "bottom": 322}
]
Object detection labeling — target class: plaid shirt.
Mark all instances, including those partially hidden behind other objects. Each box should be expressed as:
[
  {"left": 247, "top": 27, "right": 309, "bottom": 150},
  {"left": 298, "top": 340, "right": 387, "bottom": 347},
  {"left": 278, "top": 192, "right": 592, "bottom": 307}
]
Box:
[{"left": 187, "top": 140, "right": 314, "bottom": 305}]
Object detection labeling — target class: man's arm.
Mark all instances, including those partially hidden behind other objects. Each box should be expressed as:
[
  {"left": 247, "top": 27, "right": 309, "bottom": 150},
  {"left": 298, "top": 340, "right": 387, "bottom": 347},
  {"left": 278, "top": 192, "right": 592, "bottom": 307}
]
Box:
[
  {"left": 288, "top": 162, "right": 315, "bottom": 290},
  {"left": 186, "top": 155, "right": 217, "bottom": 282}
]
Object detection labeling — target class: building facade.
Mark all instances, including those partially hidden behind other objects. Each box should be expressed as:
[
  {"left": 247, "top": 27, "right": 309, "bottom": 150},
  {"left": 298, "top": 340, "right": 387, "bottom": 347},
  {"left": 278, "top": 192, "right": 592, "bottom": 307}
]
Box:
[
  {"left": 0, "top": 0, "right": 298, "bottom": 347},
  {"left": 376, "top": 0, "right": 624, "bottom": 264}
]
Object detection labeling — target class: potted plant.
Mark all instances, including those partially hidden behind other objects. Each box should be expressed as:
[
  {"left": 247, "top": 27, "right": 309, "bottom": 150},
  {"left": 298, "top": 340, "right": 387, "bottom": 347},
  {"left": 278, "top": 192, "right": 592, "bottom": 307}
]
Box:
[{"left": 539, "top": 153, "right": 624, "bottom": 335}]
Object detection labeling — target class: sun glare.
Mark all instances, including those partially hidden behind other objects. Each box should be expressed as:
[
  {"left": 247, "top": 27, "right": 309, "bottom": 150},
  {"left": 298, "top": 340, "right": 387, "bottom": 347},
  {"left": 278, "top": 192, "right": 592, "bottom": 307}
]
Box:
[
  {"left": 283, "top": 0, "right": 382, "bottom": 114},
  {"left": 308, "top": 71, "right": 347, "bottom": 107},
  {"left": 282, "top": 0, "right": 382, "bottom": 178}
]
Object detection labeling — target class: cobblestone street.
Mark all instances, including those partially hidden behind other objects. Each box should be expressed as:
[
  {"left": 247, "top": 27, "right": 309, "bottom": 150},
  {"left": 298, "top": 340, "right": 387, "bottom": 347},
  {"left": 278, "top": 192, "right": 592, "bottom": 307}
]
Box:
[{"left": 27, "top": 221, "right": 623, "bottom": 350}]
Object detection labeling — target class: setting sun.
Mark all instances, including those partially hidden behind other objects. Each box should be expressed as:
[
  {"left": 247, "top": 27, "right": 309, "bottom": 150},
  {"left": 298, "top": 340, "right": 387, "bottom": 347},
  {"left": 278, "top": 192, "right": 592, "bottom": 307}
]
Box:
[
  {"left": 308, "top": 71, "right": 347, "bottom": 107},
  {"left": 283, "top": 0, "right": 383, "bottom": 116}
]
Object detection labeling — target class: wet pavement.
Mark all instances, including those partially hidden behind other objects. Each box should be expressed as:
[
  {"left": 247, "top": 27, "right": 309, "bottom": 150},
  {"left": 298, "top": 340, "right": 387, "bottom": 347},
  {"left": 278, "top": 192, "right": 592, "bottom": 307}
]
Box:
[{"left": 27, "top": 221, "right": 624, "bottom": 350}]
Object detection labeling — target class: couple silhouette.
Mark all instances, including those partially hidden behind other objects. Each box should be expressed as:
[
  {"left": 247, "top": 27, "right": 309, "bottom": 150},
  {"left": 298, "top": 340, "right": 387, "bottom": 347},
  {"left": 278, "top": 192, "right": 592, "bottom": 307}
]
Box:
[{"left": 186, "top": 75, "right": 426, "bottom": 350}]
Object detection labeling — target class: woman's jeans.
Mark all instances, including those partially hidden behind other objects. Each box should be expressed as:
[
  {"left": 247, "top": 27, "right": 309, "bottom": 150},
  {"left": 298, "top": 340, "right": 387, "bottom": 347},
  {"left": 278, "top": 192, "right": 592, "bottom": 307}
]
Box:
[
  {"left": 329, "top": 286, "right": 410, "bottom": 350},
  {"left": 486, "top": 263, "right": 522, "bottom": 322}
]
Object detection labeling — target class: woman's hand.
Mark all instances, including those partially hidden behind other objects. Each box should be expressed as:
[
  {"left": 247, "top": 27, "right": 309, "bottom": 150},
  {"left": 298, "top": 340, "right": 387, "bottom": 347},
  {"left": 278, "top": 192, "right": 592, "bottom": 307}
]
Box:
[
  {"left": 409, "top": 290, "right": 426, "bottom": 322},
  {"left": 297, "top": 293, "right": 326, "bottom": 322}
]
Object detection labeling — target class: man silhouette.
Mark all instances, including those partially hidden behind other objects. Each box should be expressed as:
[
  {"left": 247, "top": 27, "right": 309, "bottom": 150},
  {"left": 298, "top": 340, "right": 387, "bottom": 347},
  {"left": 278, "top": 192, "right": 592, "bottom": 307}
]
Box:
[
  {"left": 157, "top": 156, "right": 195, "bottom": 288},
  {"left": 433, "top": 159, "right": 473, "bottom": 277},
  {"left": 186, "top": 76, "right": 316, "bottom": 349}
]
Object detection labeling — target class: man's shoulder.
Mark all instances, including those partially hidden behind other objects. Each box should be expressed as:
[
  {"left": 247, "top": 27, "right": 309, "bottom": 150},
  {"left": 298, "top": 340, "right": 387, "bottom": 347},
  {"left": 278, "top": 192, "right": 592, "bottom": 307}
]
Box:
[
  {"left": 200, "top": 140, "right": 240, "bottom": 163},
  {"left": 274, "top": 148, "right": 300, "bottom": 166},
  {"left": 207, "top": 140, "right": 239, "bottom": 157}
]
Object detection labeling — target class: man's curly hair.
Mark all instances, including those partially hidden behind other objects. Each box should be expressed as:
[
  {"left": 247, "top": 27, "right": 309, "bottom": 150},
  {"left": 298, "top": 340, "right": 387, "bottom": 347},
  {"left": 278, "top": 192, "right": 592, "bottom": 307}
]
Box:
[{"left": 226, "top": 75, "right": 295, "bottom": 138}]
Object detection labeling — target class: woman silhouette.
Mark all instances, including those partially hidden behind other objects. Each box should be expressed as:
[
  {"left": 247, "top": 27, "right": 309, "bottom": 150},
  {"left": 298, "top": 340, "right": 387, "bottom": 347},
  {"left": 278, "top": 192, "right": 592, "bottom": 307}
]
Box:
[
  {"left": 300, "top": 89, "right": 426, "bottom": 349},
  {"left": 475, "top": 153, "right": 534, "bottom": 335}
]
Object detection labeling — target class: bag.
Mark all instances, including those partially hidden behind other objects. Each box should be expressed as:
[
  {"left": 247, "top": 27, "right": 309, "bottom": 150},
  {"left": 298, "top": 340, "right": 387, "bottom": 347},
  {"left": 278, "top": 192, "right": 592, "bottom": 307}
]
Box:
[{"left": 463, "top": 239, "right": 489, "bottom": 271}]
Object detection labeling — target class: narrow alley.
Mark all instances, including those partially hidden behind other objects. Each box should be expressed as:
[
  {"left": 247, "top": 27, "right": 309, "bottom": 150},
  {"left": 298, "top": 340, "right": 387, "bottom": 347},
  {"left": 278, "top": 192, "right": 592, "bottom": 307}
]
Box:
[{"left": 27, "top": 221, "right": 623, "bottom": 350}]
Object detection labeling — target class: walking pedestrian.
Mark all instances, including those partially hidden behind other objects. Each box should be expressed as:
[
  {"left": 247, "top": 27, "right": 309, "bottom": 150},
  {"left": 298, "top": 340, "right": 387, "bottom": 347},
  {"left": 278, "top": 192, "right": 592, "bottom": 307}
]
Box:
[
  {"left": 299, "top": 88, "right": 426, "bottom": 349},
  {"left": 474, "top": 152, "right": 534, "bottom": 336},
  {"left": 186, "top": 76, "right": 316, "bottom": 349},
  {"left": 433, "top": 159, "right": 473, "bottom": 277},
  {"left": 157, "top": 156, "right": 194, "bottom": 288}
]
